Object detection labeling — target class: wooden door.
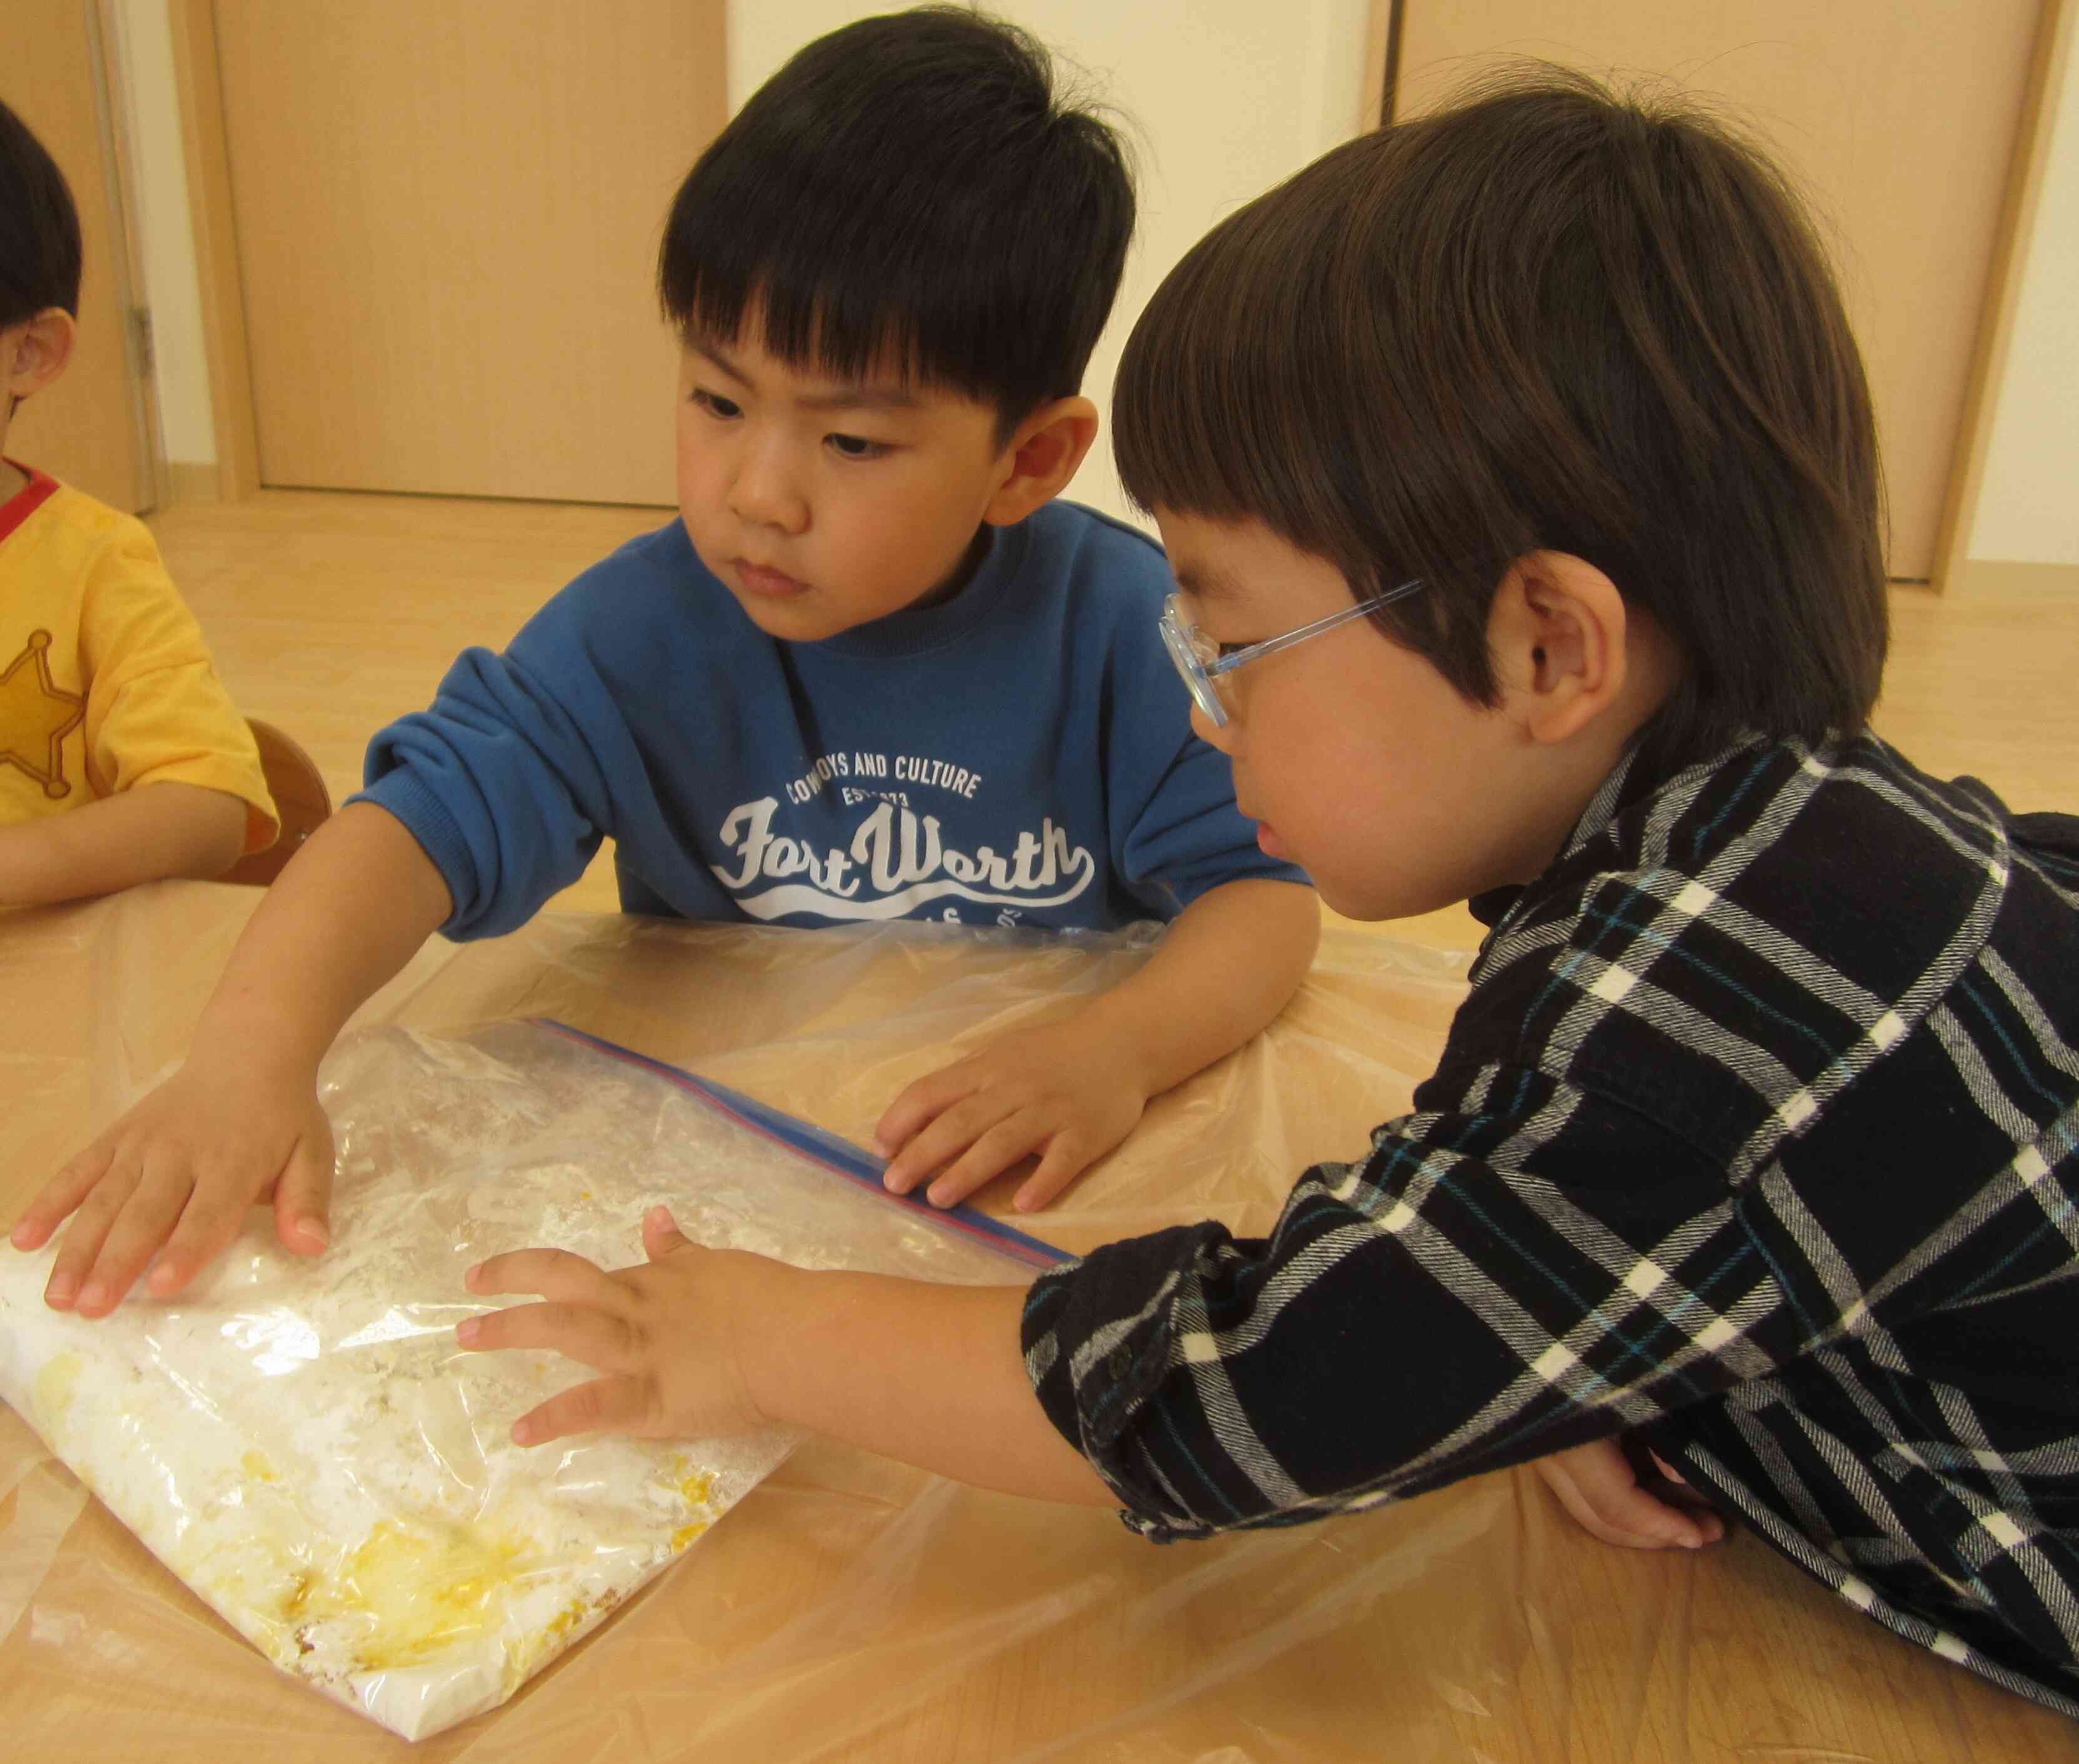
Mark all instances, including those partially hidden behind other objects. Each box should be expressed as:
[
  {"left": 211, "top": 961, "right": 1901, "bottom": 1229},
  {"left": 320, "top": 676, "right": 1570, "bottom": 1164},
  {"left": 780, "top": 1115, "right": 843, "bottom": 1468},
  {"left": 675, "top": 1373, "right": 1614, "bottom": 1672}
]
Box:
[
  {"left": 6, "top": 1, "right": 151, "bottom": 513},
  {"left": 213, "top": 1, "right": 726, "bottom": 506},
  {"left": 1391, "top": 1, "right": 2044, "bottom": 582}
]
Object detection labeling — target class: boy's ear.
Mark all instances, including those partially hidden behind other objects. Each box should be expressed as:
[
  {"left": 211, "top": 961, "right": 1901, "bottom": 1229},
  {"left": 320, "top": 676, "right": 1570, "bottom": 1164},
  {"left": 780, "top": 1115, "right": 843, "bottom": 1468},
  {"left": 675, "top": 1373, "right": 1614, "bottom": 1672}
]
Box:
[
  {"left": 981, "top": 395, "right": 1098, "bottom": 527},
  {"left": 1487, "top": 551, "right": 1634, "bottom": 745},
  {"left": 6, "top": 308, "right": 78, "bottom": 402}
]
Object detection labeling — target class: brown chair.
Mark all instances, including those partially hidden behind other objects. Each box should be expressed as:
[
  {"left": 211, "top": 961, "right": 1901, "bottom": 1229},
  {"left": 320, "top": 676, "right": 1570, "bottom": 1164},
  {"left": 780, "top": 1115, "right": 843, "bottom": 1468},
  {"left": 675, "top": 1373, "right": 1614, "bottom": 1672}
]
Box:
[{"left": 221, "top": 718, "right": 333, "bottom": 887}]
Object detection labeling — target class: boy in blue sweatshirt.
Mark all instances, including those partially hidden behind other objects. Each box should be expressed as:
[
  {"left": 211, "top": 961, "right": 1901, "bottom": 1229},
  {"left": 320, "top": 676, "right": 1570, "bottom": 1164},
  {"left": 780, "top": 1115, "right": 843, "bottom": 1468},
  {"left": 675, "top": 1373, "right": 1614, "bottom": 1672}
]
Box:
[{"left": 17, "top": 9, "right": 1317, "bottom": 1314}]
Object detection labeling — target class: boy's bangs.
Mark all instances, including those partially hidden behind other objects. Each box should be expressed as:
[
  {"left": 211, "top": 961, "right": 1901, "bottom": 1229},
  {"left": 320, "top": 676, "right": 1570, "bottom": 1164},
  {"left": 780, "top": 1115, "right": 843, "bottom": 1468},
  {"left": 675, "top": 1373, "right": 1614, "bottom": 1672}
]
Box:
[
  {"left": 1114, "top": 159, "right": 1473, "bottom": 668},
  {"left": 669, "top": 254, "right": 940, "bottom": 406},
  {"left": 662, "top": 174, "right": 1116, "bottom": 436},
  {"left": 1114, "top": 199, "right": 1331, "bottom": 545}
]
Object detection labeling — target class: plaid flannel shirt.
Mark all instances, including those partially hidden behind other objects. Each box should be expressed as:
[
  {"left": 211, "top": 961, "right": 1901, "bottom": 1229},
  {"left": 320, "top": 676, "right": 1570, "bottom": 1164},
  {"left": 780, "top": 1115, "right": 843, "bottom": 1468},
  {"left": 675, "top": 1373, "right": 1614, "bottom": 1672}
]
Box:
[{"left": 1023, "top": 733, "right": 2079, "bottom": 1715}]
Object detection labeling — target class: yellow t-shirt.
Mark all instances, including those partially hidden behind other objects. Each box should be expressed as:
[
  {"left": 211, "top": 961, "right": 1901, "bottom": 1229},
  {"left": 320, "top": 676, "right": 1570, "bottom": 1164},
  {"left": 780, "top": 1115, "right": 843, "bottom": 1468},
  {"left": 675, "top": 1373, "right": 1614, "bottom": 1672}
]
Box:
[{"left": 0, "top": 465, "right": 278, "bottom": 852}]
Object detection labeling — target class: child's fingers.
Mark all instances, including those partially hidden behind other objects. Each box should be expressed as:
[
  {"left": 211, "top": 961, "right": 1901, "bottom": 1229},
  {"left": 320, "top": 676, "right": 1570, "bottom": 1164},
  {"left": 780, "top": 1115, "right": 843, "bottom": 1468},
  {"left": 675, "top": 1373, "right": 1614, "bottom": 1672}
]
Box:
[
  {"left": 883, "top": 1091, "right": 1018, "bottom": 1195},
  {"left": 924, "top": 1112, "right": 1051, "bottom": 1208},
  {"left": 1683, "top": 1505, "right": 1724, "bottom": 1546},
  {"left": 507, "top": 1374, "right": 650, "bottom": 1446},
  {"left": 467, "top": 1246, "right": 614, "bottom": 1303},
  {"left": 457, "top": 1299, "right": 640, "bottom": 1371},
  {"left": 873, "top": 1062, "right": 977, "bottom": 1160},
  {"left": 1535, "top": 1455, "right": 1647, "bottom": 1546},
  {"left": 1534, "top": 1451, "right": 1713, "bottom": 1550},
  {"left": 270, "top": 1132, "right": 335, "bottom": 1259},
  {"left": 72, "top": 1157, "right": 198, "bottom": 1317},
  {"left": 41, "top": 1158, "right": 145, "bottom": 1310},
  {"left": 12, "top": 1138, "right": 121, "bottom": 1251},
  {"left": 1011, "top": 1133, "right": 1094, "bottom": 1213},
  {"left": 1639, "top": 1453, "right": 1724, "bottom": 1545},
  {"left": 144, "top": 1159, "right": 262, "bottom": 1298},
  {"left": 642, "top": 1206, "right": 692, "bottom": 1260}
]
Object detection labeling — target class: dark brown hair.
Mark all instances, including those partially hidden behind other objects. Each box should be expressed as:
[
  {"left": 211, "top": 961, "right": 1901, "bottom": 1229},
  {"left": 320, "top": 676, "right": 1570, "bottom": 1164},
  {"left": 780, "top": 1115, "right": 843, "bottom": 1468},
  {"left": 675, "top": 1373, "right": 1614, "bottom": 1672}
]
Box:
[{"left": 1114, "top": 69, "right": 1888, "bottom": 770}]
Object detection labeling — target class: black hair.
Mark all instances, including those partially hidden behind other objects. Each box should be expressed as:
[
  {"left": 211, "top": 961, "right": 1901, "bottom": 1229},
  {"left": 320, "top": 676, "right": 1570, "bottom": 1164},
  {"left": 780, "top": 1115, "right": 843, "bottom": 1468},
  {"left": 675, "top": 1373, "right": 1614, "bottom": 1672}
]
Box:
[
  {"left": 659, "top": 6, "right": 1135, "bottom": 442},
  {"left": 1115, "top": 69, "right": 1888, "bottom": 773},
  {"left": 1, "top": 99, "right": 83, "bottom": 328}
]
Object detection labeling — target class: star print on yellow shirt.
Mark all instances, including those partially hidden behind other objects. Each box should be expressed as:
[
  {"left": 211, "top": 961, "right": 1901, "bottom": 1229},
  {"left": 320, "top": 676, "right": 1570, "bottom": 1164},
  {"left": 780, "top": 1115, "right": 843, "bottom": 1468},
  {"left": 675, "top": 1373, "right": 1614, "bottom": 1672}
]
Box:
[
  {"left": 0, "top": 465, "right": 276, "bottom": 846},
  {"left": 0, "top": 627, "right": 86, "bottom": 799}
]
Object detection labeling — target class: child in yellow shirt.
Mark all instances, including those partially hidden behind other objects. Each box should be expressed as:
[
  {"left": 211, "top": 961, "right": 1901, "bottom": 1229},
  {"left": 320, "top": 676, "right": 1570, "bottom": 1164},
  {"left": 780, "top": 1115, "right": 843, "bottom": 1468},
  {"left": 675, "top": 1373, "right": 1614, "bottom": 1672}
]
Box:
[{"left": 1, "top": 99, "right": 275, "bottom": 906}]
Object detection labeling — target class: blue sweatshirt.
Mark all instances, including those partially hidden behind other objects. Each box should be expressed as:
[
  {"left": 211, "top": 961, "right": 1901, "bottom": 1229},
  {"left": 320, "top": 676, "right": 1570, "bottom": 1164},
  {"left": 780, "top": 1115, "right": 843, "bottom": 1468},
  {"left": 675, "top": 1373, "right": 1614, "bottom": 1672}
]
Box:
[{"left": 357, "top": 501, "right": 1305, "bottom": 939}]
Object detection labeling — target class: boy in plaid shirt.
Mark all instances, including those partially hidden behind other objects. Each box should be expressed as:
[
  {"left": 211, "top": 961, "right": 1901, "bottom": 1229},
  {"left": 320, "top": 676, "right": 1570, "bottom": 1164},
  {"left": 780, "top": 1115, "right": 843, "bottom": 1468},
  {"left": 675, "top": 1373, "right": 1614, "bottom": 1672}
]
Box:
[{"left": 435, "top": 74, "right": 2076, "bottom": 1713}]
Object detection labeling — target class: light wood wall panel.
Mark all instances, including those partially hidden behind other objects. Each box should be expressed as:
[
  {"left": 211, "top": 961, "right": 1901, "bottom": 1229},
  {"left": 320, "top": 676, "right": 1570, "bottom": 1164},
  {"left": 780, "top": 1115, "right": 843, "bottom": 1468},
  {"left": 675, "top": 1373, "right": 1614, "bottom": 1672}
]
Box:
[
  {"left": 1936, "top": 0, "right": 2074, "bottom": 594},
  {"left": 214, "top": 1, "right": 726, "bottom": 506},
  {"left": 1392, "top": 1, "right": 2043, "bottom": 582},
  {"left": 6, "top": 0, "right": 149, "bottom": 512}
]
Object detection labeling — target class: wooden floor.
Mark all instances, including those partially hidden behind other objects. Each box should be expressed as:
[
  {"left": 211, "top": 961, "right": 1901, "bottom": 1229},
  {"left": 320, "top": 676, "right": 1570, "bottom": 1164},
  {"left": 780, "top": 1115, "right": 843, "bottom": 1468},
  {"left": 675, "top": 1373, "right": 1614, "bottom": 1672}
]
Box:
[{"left": 152, "top": 489, "right": 2079, "bottom": 939}]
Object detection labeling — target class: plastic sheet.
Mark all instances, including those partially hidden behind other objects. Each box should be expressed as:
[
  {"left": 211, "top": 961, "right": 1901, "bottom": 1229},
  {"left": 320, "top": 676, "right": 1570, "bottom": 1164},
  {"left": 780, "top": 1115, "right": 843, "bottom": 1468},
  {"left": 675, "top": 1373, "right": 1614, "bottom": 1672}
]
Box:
[
  {"left": 2, "top": 885, "right": 2071, "bottom": 1761},
  {"left": 0, "top": 1017, "right": 1055, "bottom": 1738}
]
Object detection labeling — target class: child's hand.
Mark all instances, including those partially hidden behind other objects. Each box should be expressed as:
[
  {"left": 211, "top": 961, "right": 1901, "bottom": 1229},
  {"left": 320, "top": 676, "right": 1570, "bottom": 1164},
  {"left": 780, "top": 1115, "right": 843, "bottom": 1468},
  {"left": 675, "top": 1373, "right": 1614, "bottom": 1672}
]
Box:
[
  {"left": 11, "top": 1052, "right": 335, "bottom": 1316},
  {"left": 457, "top": 1207, "right": 771, "bottom": 1445},
  {"left": 1531, "top": 1436, "right": 1725, "bottom": 1550},
  {"left": 873, "top": 1017, "right": 1150, "bottom": 1211}
]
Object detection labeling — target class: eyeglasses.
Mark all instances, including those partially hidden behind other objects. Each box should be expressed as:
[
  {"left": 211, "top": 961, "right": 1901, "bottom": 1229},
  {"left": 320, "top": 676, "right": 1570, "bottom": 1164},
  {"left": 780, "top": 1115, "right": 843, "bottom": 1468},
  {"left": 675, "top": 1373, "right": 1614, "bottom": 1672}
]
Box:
[{"left": 1158, "top": 578, "right": 1424, "bottom": 727}]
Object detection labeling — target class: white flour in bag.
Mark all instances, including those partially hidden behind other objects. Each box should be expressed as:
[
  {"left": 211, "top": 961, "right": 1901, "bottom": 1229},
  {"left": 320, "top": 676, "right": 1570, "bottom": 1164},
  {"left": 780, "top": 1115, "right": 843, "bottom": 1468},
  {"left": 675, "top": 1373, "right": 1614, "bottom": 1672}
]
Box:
[{"left": 0, "top": 1021, "right": 1040, "bottom": 1740}]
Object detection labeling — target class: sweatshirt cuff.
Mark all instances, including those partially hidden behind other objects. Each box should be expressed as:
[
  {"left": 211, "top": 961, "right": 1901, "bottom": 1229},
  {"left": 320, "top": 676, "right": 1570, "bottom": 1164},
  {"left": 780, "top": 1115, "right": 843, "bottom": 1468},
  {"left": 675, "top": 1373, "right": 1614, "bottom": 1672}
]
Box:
[{"left": 348, "top": 771, "right": 483, "bottom": 939}]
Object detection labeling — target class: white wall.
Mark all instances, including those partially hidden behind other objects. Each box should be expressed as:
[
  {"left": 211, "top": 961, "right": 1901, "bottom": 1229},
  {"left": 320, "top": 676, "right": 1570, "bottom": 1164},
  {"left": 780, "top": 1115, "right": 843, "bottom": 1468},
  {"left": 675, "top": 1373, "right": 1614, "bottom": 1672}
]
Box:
[
  {"left": 1966, "top": 33, "right": 2079, "bottom": 570},
  {"left": 729, "top": 1, "right": 1372, "bottom": 527},
  {"left": 111, "top": 0, "right": 215, "bottom": 469}
]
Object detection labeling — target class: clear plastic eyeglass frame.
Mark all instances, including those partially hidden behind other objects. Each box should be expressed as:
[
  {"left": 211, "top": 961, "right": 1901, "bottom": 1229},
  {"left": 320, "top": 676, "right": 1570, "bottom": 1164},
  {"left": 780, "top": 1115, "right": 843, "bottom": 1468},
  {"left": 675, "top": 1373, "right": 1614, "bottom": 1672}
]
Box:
[{"left": 1158, "top": 578, "right": 1424, "bottom": 727}]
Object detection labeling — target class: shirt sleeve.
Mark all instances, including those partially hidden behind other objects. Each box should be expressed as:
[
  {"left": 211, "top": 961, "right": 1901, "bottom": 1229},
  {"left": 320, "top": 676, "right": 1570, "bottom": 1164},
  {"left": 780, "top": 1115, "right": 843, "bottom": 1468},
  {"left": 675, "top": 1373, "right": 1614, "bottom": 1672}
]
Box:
[
  {"left": 1098, "top": 608, "right": 1310, "bottom": 914},
  {"left": 1022, "top": 1062, "right": 1833, "bottom": 1540},
  {"left": 353, "top": 593, "right": 629, "bottom": 940},
  {"left": 77, "top": 517, "right": 278, "bottom": 854}
]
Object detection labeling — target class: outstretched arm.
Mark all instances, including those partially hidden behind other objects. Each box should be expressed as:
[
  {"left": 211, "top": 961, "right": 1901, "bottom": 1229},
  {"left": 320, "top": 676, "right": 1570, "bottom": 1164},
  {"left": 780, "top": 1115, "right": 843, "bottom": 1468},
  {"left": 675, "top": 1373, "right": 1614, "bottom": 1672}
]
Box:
[
  {"left": 876, "top": 878, "right": 1320, "bottom": 1208},
  {"left": 0, "top": 781, "right": 247, "bottom": 906},
  {"left": 12, "top": 802, "right": 453, "bottom": 1313},
  {"left": 463, "top": 1207, "right": 1115, "bottom": 1506}
]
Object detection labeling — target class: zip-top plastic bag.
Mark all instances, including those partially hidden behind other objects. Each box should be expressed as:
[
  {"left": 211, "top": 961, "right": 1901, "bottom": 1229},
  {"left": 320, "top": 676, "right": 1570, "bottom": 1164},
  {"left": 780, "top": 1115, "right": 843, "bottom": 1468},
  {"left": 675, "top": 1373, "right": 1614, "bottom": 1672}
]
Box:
[{"left": 0, "top": 1017, "right": 1060, "bottom": 1740}]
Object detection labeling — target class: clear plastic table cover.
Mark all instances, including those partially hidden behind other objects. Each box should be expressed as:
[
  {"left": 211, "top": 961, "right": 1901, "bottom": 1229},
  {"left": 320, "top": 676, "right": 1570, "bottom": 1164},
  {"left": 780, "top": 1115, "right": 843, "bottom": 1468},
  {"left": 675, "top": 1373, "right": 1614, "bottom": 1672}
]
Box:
[{"left": 1, "top": 885, "right": 2070, "bottom": 1761}]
